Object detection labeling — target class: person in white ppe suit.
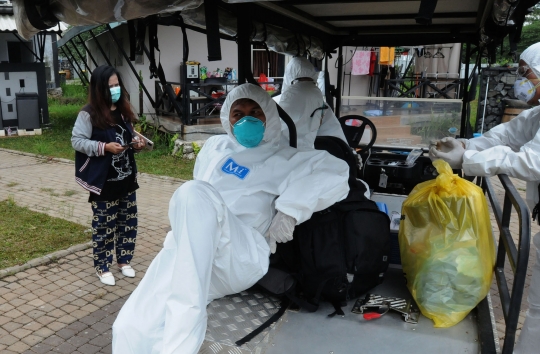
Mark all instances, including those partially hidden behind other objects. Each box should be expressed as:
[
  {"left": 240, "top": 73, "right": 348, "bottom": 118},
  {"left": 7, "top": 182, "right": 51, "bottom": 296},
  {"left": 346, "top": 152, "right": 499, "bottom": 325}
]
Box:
[
  {"left": 112, "top": 83, "right": 349, "bottom": 354},
  {"left": 278, "top": 57, "right": 371, "bottom": 197},
  {"left": 429, "top": 42, "right": 540, "bottom": 354},
  {"left": 274, "top": 57, "right": 347, "bottom": 144},
  {"left": 279, "top": 79, "right": 331, "bottom": 150}
]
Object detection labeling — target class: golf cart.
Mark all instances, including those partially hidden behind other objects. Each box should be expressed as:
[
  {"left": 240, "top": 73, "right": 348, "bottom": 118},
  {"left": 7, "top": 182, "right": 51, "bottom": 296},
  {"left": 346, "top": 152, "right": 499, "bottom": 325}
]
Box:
[{"left": 12, "top": 0, "right": 534, "bottom": 352}]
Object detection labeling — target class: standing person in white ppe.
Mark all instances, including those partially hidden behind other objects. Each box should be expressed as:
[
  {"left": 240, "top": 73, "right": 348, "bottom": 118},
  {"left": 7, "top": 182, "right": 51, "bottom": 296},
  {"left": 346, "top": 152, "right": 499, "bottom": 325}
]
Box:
[
  {"left": 112, "top": 83, "right": 350, "bottom": 354},
  {"left": 429, "top": 42, "right": 540, "bottom": 354},
  {"left": 274, "top": 56, "right": 348, "bottom": 144}
]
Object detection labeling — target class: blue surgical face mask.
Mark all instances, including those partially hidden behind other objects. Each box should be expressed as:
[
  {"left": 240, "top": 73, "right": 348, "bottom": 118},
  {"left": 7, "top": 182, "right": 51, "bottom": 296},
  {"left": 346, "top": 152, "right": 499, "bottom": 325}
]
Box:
[
  {"left": 231, "top": 116, "right": 265, "bottom": 148},
  {"left": 110, "top": 86, "right": 121, "bottom": 103}
]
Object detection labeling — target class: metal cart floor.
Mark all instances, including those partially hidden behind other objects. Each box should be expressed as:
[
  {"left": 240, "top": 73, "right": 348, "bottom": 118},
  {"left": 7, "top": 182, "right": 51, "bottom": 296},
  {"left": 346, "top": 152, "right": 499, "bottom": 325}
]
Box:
[{"left": 199, "top": 267, "right": 488, "bottom": 354}]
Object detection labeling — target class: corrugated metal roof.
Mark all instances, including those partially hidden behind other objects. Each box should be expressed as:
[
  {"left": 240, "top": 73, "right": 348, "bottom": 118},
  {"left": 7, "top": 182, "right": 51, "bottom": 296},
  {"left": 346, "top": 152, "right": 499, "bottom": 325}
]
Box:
[
  {"left": 0, "top": 14, "right": 67, "bottom": 33},
  {"left": 0, "top": 14, "right": 17, "bottom": 32}
]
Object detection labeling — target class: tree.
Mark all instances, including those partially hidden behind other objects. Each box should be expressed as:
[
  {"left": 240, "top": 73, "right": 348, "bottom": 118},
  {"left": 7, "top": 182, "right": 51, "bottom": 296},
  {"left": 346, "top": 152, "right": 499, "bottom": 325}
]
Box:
[{"left": 497, "top": 5, "right": 540, "bottom": 63}]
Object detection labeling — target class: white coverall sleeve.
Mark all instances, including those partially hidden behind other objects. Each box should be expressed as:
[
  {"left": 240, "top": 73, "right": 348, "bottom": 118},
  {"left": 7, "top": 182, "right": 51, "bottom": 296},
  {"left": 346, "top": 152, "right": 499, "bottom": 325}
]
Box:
[
  {"left": 193, "top": 137, "right": 216, "bottom": 180},
  {"left": 462, "top": 108, "right": 540, "bottom": 182},
  {"left": 317, "top": 109, "right": 348, "bottom": 144},
  {"left": 275, "top": 151, "right": 350, "bottom": 224},
  {"left": 193, "top": 136, "right": 230, "bottom": 180}
]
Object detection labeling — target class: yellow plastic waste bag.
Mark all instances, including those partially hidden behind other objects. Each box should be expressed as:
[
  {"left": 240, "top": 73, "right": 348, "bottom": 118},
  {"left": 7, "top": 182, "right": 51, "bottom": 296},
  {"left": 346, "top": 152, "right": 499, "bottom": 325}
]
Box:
[{"left": 398, "top": 160, "right": 495, "bottom": 327}]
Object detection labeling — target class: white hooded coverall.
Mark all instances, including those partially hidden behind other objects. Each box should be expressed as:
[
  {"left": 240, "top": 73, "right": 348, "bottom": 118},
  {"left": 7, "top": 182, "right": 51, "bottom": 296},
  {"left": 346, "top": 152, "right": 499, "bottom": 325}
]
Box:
[
  {"left": 112, "top": 84, "right": 350, "bottom": 354},
  {"left": 279, "top": 80, "right": 329, "bottom": 149},
  {"left": 274, "top": 56, "right": 348, "bottom": 144},
  {"left": 461, "top": 106, "right": 540, "bottom": 354}
]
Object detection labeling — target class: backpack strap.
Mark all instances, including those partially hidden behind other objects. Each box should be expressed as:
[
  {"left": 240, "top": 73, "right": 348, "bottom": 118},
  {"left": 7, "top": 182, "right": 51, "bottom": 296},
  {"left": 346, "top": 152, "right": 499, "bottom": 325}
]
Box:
[
  {"left": 235, "top": 297, "right": 290, "bottom": 346},
  {"left": 257, "top": 268, "right": 318, "bottom": 312},
  {"left": 328, "top": 301, "right": 345, "bottom": 317}
]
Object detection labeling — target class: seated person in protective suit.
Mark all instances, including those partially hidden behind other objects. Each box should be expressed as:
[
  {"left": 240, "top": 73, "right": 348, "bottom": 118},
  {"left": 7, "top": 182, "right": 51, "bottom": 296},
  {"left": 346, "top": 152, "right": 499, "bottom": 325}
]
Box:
[
  {"left": 277, "top": 57, "right": 371, "bottom": 196},
  {"left": 112, "top": 83, "right": 350, "bottom": 353},
  {"left": 274, "top": 56, "right": 347, "bottom": 144}
]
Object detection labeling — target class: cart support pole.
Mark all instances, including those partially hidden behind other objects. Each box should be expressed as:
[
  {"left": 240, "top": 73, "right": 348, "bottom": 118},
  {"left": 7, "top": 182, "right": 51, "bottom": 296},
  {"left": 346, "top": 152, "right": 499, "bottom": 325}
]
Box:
[
  {"left": 335, "top": 46, "right": 343, "bottom": 118},
  {"left": 460, "top": 42, "right": 471, "bottom": 138}
]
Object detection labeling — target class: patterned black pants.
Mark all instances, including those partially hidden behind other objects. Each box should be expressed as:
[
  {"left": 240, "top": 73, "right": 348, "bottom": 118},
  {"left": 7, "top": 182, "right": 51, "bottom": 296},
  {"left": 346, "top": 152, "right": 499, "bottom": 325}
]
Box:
[{"left": 90, "top": 191, "right": 137, "bottom": 274}]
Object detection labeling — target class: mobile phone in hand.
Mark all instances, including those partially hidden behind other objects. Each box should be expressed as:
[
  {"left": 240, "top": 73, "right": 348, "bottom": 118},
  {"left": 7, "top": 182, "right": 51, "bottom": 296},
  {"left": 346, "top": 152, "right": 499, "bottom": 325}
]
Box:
[{"left": 122, "top": 141, "right": 137, "bottom": 148}]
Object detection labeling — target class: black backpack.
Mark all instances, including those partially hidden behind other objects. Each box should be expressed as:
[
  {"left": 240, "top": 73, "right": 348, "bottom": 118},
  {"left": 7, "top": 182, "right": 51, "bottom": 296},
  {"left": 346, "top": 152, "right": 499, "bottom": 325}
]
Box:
[{"left": 273, "top": 188, "right": 391, "bottom": 314}]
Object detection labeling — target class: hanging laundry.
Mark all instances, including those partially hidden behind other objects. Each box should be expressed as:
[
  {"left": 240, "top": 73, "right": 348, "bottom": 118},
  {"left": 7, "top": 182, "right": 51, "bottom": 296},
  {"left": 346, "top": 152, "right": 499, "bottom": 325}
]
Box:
[
  {"left": 369, "top": 50, "right": 377, "bottom": 76},
  {"left": 379, "top": 47, "right": 395, "bottom": 66},
  {"left": 351, "top": 51, "right": 371, "bottom": 75}
]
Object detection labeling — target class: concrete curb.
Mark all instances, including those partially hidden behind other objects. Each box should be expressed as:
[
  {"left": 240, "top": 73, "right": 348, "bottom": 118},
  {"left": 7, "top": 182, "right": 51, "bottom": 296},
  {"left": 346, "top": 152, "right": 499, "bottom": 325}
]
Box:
[
  {"left": 0, "top": 241, "right": 93, "bottom": 279},
  {"left": 0, "top": 147, "right": 189, "bottom": 183},
  {"left": 0, "top": 147, "right": 74, "bottom": 165},
  {"left": 0, "top": 148, "right": 187, "bottom": 279}
]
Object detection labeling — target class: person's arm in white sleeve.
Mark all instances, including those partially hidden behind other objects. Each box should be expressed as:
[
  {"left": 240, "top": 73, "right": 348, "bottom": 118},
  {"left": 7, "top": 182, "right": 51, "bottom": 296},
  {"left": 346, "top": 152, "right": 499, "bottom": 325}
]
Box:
[
  {"left": 317, "top": 109, "right": 348, "bottom": 144},
  {"left": 466, "top": 107, "right": 539, "bottom": 152},
  {"left": 193, "top": 136, "right": 221, "bottom": 180},
  {"left": 463, "top": 138, "right": 540, "bottom": 182},
  {"left": 71, "top": 111, "right": 105, "bottom": 156},
  {"left": 462, "top": 108, "right": 540, "bottom": 181},
  {"left": 275, "top": 151, "right": 350, "bottom": 224}
]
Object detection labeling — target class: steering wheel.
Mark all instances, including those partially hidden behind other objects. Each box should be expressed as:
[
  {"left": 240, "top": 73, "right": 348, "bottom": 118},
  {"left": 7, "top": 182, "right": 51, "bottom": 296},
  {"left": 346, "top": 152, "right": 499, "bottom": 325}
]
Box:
[{"left": 338, "top": 115, "right": 377, "bottom": 151}]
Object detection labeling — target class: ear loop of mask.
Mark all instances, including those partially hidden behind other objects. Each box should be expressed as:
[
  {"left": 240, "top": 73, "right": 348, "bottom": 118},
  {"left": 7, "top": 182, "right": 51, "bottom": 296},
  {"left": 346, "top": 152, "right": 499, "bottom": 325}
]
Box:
[
  {"left": 310, "top": 104, "right": 329, "bottom": 118},
  {"left": 521, "top": 78, "right": 540, "bottom": 95},
  {"left": 310, "top": 104, "right": 328, "bottom": 127},
  {"left": 530, "top": 81, "right": 540, "bottom": 95}
]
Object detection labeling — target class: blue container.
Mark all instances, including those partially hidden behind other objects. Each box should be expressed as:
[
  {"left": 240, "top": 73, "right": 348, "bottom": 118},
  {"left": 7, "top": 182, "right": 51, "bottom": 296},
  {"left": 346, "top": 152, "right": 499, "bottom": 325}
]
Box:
[
  {"left": 375, "top": 202, "right": 389, "bottom": 216},
  {"left": 473, "top": 133, "right": 482, "bottom": 138}
]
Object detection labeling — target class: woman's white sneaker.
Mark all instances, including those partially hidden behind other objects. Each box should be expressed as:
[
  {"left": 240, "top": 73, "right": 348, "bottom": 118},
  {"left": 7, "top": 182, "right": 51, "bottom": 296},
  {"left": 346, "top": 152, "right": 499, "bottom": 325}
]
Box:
[
  {"left": 97, "top": 271, "right": 115, "bottom": 286},
  {"left": 119, "top": 265, "right": 136, "bottom": 278}
]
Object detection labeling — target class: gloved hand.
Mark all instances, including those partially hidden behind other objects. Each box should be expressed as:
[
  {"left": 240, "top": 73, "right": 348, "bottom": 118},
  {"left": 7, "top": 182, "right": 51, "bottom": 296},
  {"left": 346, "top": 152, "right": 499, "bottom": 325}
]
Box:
[
  {"left": 429, "top": 137, "right": 466, "bottom": 169},
  {"left": 267, "top": 211, "right": 296, "bottom": 254}
]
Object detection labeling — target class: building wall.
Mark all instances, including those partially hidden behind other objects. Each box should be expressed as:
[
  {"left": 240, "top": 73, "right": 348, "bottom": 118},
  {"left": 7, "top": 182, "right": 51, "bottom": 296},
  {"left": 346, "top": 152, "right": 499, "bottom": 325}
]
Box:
[
  {"left": 0, "top": 62, "right": 49, "bottom": 127},
  {"left": 86, "top": 24, "right": 239, "bottom": 116}
]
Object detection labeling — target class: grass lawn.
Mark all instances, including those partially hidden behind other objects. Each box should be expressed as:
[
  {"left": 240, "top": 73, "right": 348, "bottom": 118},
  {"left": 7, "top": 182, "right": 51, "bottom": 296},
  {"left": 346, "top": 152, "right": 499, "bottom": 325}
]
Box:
[
  {"left": 0, "top": 198, "right": 91, "bottom": 269},
  {"left": 0, "top": 84, "right": 196, "bottom": 270},
  {"left": 0, "top": 86, "right": 196, "bottom": 180}
]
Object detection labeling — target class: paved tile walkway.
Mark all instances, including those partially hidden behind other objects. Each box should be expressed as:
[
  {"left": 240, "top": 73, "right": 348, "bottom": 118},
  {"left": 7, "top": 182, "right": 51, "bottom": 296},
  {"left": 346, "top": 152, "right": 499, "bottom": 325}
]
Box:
[
  {"left": 0, "top": 148, "right": 538, "bottom": 353},
  {"left": 0, "top": 149, "right": 179, "bottom": 353}
]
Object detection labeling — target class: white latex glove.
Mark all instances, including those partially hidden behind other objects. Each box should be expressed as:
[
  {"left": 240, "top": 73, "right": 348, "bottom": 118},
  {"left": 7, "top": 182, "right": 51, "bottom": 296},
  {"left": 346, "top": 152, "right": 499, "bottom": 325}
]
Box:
[
  {"left": 267, "top": 211, "right": 296, "bottom": 254},
  {"left": 429, "top": 137, "right": 466, "bottom": 169}
]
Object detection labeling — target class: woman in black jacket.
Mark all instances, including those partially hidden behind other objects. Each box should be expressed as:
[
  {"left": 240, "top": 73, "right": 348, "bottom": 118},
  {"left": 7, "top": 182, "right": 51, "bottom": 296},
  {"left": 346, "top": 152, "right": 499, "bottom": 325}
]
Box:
[{"left": 71, "top": 65, "right": 145, "bottom": 285}]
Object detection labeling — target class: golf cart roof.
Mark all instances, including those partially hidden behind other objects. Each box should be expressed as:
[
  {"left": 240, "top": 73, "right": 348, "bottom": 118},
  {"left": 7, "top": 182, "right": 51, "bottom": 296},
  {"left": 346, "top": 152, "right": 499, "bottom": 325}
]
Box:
[
  {"left": 242, "top": 0, "right": 484, "bottom": 48},
  {"left": 12, "top": 0, "right": 530, "bottom": 52}
]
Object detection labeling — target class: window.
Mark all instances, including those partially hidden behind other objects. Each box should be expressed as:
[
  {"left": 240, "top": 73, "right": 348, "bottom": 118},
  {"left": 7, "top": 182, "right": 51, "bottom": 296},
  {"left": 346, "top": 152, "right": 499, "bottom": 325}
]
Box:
[
  {"left": 4, "top": 72, "right": 8, "bottom": 80},
  {"left": 6, "top": 88, "right": 10, "bottom": 96},
  {"left": 252, "top": 45, "right": 285, "bottom": 79},
  {"left": 7, "top": 104, "right": 13, "bottom": 112},
  {"left": 7, "top": 42, "right": 22, "bottom": 63},
  {"left": 19, "top": 79, "right": 25, "bottom": 88}
]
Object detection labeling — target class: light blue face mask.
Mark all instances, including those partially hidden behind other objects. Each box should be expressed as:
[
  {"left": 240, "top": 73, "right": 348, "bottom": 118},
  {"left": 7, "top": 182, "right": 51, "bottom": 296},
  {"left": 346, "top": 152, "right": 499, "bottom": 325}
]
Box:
[
  {"left": 110, "top": 86, "right": 121, "bottom": 103},
  {"left": 232, "top": 116, "right": 265, "bottom": 148}
]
